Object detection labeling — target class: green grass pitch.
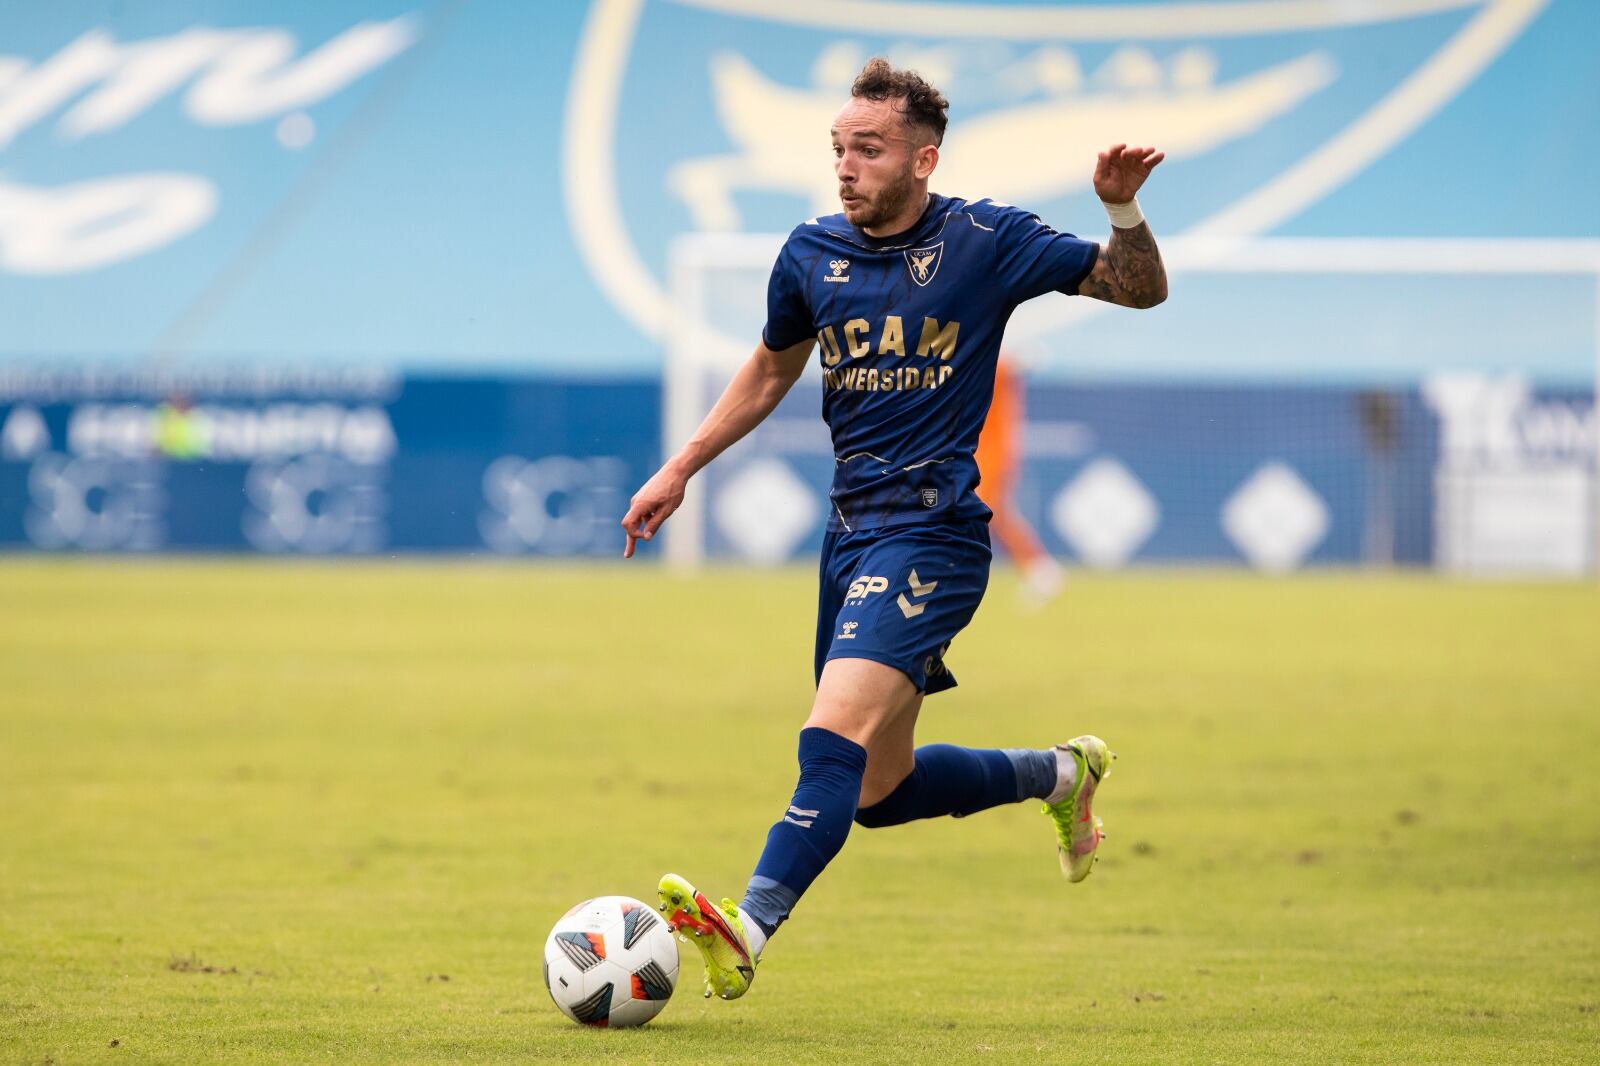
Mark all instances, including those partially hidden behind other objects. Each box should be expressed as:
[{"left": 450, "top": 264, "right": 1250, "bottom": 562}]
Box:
[{"left": 1, "top": 560, "right": 1596, "bottom": 1064}]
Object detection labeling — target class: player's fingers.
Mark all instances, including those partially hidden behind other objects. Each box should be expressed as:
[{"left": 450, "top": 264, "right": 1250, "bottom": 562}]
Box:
[
  {"left": 1146, "top": 150, "right": 1165, "bottom": 168},
  {"left": 623, "top": 531, "right": 637, "bottom": 559},
  {"left": 642, "top": 502, "right": 677, "bottom": 539}
]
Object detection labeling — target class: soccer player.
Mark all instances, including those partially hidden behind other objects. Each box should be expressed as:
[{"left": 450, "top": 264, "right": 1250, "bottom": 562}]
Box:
[{"left": 621, "top": 58, "right": 1167, "bottom": 1001}]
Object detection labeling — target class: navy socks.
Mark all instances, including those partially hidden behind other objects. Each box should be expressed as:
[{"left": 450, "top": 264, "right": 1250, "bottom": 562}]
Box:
[
  {"left": 740, "top": 727, "right": 868, "bottom": 937},
  {"left": 854, "top": 745, "right": 1057, "bottom": 827},
  {"left": 739, "top": 734, "right": 1058, "bottom": 939}
]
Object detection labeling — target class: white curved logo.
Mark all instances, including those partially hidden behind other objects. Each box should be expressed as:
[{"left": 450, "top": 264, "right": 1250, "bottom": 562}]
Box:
[
  {"left": 0, "top": 18, "right": 417, "bottom": 274},
  {"left": 564, "top": 0, "right": 1546, "bottom": 344},
  {"left": 25, "top": 453, "right": 164, "bottom": 550},
  {"left": 243, "top": 455, "right": 387, "bottom": 553},
  {"left": 479, "top": 454, "right": 629, "bottom": 554}
]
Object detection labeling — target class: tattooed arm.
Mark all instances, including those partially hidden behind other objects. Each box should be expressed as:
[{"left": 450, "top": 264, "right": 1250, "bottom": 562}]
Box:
[
  {"left": 1074, "top": 143, "right": 1168, "bottom": 309},
  {"left": 1077, "top": 220, "right": 1167, "bottom": 309}
]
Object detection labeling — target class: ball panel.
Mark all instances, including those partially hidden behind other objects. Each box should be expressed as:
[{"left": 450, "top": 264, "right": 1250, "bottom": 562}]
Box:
[
  {"left": 619, "top": 900, "right": 662, "bottom": 950},
  {"left": 551, "top": 930, "right": 606, "bottom": 971},
  {"left": 567, "top": 979, "right": 614, "bottom": 1026},
  {"left": 630, "top": 959, "right": 673, "bottom": 1001}
]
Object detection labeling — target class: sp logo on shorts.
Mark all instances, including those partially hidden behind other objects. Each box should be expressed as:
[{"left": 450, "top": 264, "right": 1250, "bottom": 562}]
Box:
[
  {"left": 845, "top": 575, "right": 888, "bottom": 603},
  {"left": 920, "top": 488, "right": 939, "bottom": 508}
]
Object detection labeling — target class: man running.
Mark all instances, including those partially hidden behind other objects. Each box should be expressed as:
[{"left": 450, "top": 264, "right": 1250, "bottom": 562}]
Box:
[{"left": 622, "top": 57, "right": 1166, "bottom": 1001}]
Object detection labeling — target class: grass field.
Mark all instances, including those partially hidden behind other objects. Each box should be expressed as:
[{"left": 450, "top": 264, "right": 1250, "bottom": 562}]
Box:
[{"left": 1, "top": 560, "right": 1597, "bottom": 1064}]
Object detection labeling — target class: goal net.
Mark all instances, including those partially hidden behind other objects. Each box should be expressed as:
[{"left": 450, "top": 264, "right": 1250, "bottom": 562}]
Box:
[{"left": 664, "top": 232, "right": 1600, "bottom": 576}]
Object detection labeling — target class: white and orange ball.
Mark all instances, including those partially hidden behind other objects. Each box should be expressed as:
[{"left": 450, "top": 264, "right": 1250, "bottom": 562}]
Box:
[{"left": 543, "top": 896, "right": 679, "bottom": 1028}]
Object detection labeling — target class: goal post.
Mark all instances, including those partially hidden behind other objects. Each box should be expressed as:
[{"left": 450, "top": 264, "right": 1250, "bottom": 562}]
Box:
[{"left": 664, "top": 232, "right": 1600, "bottom": 575}]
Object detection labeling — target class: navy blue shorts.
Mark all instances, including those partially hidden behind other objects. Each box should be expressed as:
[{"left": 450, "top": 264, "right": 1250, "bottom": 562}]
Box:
[{"left": 814, "top": 519, "right": 992, "bottom": 695}]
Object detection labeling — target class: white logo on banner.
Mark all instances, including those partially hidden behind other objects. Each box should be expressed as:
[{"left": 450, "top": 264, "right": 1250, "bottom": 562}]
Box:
[
  {"left": 1050, "top": 456, "right": 1158, "bottom": 568},
  {"left": 1221, "top": 461, "right": 1329, "bottom": 572},
  {"left": 243, "top": 455, "right": 387, "bottom": 553},
  {"left": 713, "top": 456, "right": 818, "bottom": 563},
  {"left": 480, "top": 454, "right": 629, "bottom": 555},
  {"left": 1423, "top": 372, "right": 1596, "bottom": 465},
  {"left": 25, "top": 453, "right": 164, "bottom": 550},
  {"left": 1423, "top": 372, "right": 1596, "bottom": 575},
  {"left": 0, "top": 19, "right": 417, "bottom": 273}
]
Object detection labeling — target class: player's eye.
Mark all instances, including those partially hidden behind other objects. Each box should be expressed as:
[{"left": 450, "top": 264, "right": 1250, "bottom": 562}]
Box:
[{"left": 862, "top": 148, "right": 878, "bottom": 158}]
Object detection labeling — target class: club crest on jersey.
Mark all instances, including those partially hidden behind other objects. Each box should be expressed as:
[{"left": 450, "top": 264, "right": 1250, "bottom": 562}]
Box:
[
  {"left": 904, "top": 243, "right": 944, "bottom": 287},
  {"left": 920, "top": 488, "right": 939, "bottom": 507}
]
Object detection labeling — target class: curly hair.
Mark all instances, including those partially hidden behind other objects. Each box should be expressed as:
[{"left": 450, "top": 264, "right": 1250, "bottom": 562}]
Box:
[{"left": 851, "top": 57, "right": 949, "bottom": 146}]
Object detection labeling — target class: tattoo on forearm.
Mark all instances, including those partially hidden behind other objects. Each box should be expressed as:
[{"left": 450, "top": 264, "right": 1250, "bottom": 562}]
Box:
[{"left": 1080, "top": 222, "right": 1167, "bottom": 308}]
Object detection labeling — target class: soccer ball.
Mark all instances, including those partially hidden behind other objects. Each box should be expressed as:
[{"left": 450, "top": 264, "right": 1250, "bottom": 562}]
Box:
[{"left": 543, "top": 896, "right": 679, "bottom": 1028}]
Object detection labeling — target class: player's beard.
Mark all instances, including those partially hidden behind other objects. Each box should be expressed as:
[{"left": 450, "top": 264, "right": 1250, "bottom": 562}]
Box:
[{"left": 842, "top": 162, "right": 917, "bottom": 232}]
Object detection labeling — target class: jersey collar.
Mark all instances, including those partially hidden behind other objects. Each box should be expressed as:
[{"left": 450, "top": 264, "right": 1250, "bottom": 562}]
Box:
[{"left": 809, "top": 193, "right": 954, "bottom": 252}]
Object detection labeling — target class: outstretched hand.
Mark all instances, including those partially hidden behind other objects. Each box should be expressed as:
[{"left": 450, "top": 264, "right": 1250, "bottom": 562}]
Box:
[{"left": 1093, "top": 144, "right": 1164, "bottom": 204}]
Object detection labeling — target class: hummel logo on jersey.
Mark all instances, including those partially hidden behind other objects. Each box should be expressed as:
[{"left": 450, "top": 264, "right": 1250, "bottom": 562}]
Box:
[
  {"left": 824, "top": 258, "right": 850, "bottom": 283},
  {"left": 898, "top": 568, "right": 938, "bottom": 619},
  {"left": 845, "top": 574, "right": 888, "bottom": 602},
  {"left": 838, "top": 620, "right": 859, "bottom": 639},
  {"left": 903, "top": 243, "right": 943, "bottom": 286}
]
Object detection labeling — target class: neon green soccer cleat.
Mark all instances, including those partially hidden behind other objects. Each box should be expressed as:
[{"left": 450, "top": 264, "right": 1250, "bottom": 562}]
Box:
[
  {"left": 1043, "top": 735, "right": 1116, "bottom": 882},
  {"left": 657, "top": 873, "right": 755, "bottom": 1000}
]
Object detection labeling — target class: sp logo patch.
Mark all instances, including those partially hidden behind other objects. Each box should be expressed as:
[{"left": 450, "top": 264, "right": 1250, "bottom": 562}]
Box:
[{"left": 846, "top": 574, "right": 889, "bottom": 602}]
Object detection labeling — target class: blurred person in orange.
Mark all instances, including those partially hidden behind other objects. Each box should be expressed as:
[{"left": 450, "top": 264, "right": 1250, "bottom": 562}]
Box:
[{"left": 975, "top": 352, "right": 1064, "bottom": 604}]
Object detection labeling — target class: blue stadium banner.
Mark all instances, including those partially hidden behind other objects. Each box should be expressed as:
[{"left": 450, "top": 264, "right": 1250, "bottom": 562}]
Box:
[{"left": 0, "top": 369, "right": 659, "bottom": 556}]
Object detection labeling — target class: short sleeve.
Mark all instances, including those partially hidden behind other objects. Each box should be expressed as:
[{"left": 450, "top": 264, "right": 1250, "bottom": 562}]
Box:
[
  {"left": 760, "top": 243, "right": 815, "bottom": 351},
  {"left": 989, "top": 203, "right": 1099, "bottom": 304}
]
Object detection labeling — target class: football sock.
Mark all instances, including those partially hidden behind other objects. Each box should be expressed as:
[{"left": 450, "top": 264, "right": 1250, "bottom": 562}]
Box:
[
  {"left": 739, "top": 727, "right": 868, "bottom": 940},
  {"left": 736, "top": 908, "right": 769, "bottom": 960},
  {"left": 1043, "top": 745, "right": 1080, "bottom": 805},
  {"left": 853, "top": 745, "right": 1058, "bottom": 828}
]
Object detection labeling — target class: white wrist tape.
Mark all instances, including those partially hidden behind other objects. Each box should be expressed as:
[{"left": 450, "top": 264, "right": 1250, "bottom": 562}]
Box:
[{"left": 1102, "top": 197, "right": 1145, "bottom": 229}]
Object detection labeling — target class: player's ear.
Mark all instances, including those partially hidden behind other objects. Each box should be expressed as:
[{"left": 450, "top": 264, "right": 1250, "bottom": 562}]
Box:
[{"left": 915, "top": 142, "right": 939, "bottom": 180}]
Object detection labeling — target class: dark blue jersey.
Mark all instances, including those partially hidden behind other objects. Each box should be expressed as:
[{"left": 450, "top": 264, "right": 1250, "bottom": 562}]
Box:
[{"left": 762, "top": 193, "right": 1099, "bottom": 532}]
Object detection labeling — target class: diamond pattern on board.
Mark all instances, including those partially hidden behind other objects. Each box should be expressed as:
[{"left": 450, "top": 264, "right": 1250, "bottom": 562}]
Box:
[
  {"left": 713, "top": 457, "right": 818, "bottom": 563},
  {"left": 1221, "top": 462, "right": 1330, "bottom": 572},
  {"left": 1049, "top": 457, "right": 1159, "bottom": 568}
]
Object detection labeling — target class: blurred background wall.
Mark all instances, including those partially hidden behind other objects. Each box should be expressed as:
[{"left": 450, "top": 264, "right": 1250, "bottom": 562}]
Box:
[{"left": 0, "top": 0, "right": 1595, "bottom": 569}]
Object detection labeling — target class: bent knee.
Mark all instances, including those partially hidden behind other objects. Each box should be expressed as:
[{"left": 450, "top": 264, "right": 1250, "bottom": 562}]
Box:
[{"left": 853, "top": 804, "right": 894, "bottom": 829}]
